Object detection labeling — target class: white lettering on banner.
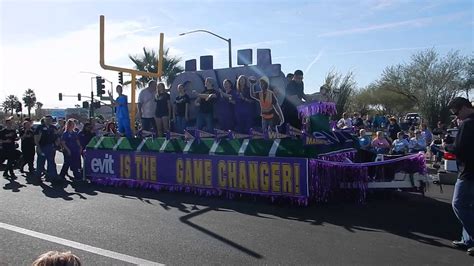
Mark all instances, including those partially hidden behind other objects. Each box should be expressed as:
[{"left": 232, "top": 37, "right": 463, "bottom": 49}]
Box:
[{"left": 91, "top": 154, "right": 115, "bottom": 174}]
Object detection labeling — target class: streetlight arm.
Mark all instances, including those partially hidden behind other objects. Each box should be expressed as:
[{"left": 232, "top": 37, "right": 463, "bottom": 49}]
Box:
[{"left": 180, "top": 29, "right": 229, "bottom": 42}]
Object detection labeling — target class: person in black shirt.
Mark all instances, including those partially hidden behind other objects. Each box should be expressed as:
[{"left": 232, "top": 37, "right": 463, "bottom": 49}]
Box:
[
  {"left": 281, "top": 69, "right": 308, "bottom": 130},
  {"left": 174, "top": 84, "right": 190, "bottom": 133},
  {"left": 195, "top": 77, "right": 217, "bottom": 132},
  {"left": 446, "top": 97, "right": 474, "bottom": 256},
  {"left": 34, "top": 115, "right": 59, "bottom": 181},
  {"left": 387, "top": 117, "right": 401, "bottom": 143},
  {"left": 154, "top": 82, "right": 171, "bottom": 137},
  {"left": 19, "top": 120, "right": 36, "bottom": 173},
  {"left": 0, "top": 117, "right": 19, "bottom": 177}
]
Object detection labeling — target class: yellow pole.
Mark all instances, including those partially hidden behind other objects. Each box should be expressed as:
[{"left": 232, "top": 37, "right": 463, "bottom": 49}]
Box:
[
  {"left": 131, "top": 73, "right": 137, "bottom": 133},
  {"left": 158, "top": 33, "right": 164, "bottom": 80}
]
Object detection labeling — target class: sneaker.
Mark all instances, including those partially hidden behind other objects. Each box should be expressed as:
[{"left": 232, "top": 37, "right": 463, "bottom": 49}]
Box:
[
  {"left": 453, "top": 240, "right": 469, "bottom": 250},
  {"left": 468, "top": 247, "right": 474, "bottom": 256}
]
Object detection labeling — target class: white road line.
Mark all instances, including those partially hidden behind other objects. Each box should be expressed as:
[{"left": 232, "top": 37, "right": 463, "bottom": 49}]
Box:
[{"left": 0, "top": 222, "right": 164, "bottom": 266}]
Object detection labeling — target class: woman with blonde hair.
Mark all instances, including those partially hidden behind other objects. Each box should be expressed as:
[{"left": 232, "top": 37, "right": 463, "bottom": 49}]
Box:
[
  {"left": 154, "top": 82, "right": 171, "bottom": 137},
  {"left": 234, "top": 75, "right": 256, "bottom": 133}
]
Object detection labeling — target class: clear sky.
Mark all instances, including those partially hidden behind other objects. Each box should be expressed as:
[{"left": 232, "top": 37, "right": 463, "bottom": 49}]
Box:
[{"left": 0, "top": 0, "right": 472, "bottom": 109}]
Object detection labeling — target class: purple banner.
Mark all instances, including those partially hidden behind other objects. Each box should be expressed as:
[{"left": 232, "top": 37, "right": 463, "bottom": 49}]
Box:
[{"left": 85, "top": 150, "right": 309, "bottom": 197}]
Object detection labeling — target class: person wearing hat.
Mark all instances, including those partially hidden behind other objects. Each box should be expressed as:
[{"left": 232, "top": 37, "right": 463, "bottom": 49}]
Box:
[
  {"left": 445, "top": 97, "right": 474, "bottom": 256},
  {"left": 0, "top": 117, "right": 19, "bottom": 177},
  {"left": 249, "top": 76, "right": 284, "bottom": 131},
  {"left": 281, "top": 69, "right": 308, "bottom": 130}
]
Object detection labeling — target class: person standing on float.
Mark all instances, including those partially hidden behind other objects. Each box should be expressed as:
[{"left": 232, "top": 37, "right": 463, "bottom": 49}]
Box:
[
  {"left": 59, "top": 119, "right": 82, "bottom": 181},
  {"left": 249, "top": 76, "right": 284, "bottom": 131},
  {"left": 281, "top": 70, "right": 308, "bottom": 130},
  {"left": 173, "top": 84, "right": 190, "bottom": 133},
  {"left": 195, "top": 77, "right": 217, "bottom": 132},
  {"left": 234, "top": 75, "right": 255, "bottom": 133},
  {"left": 109, "top": 85, "right": 132, "bottom": 138},
  {"left": 215, "top": 79, "right": 236, "bottom": 131}
]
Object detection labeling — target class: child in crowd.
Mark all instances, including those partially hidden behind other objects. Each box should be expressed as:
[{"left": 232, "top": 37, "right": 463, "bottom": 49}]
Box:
[
  {"left": 337, "top": 112, "right": 353, "bottom": 129},
  {"left": 371, "top": 131, "right": 391, "bottom": 154},
  {"left": 391, "top": 131, "right": 409, "bottom": 155},
  {"left": 358, "top": 129, "right": 371, "bottom": 150}
]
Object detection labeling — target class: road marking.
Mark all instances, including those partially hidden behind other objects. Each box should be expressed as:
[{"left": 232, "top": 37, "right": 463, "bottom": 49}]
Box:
[{"left": 0, "top": 222, "right": 164, "bottom": 265}]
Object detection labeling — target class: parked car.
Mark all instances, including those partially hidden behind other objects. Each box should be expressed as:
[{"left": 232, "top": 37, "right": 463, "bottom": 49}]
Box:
[
  {"left": 442, "top": 128, "right": 458, "bottom": 173},
  {"left": 404, "top": 113, "right": 421, "bottom": 126}
]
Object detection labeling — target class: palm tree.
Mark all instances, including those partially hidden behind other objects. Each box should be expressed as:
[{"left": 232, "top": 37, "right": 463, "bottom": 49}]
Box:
[
  {"left": 128, "top": 47, "right": 184, "bottom": 88},
  {"left": 22, "top": 88, "right": 37, "bottom": 118},
  {"left": 35, "top": 101, "right": 44, "bottom": 118},
  {"left": 2, "top": 95, "right": 20, "bottom": 115}
]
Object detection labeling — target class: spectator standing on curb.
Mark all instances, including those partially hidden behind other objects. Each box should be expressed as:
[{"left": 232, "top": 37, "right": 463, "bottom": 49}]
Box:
[
  {"left": 138, "top": 80, "right": 158, "bottom": 132},
  {"left": 446, "top": 97, "right": 474, "bottom": 256},
  {"left": 109, "top": 85, "right": 132, "bottom": 138}
]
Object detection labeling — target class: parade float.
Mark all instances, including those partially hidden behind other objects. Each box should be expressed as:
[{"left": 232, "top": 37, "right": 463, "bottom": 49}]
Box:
[{"left": 85, "top": 16, "right": 428, "bottom": 205}]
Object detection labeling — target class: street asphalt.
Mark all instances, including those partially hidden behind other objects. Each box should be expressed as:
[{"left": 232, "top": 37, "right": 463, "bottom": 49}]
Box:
[{"left": 0, "top": 154, "right": 473, "bottom": 265}]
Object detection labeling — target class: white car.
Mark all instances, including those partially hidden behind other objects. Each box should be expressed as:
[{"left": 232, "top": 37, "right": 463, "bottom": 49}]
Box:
[{"left": 442, "top": 128, "right": 458, "bottom": 173}]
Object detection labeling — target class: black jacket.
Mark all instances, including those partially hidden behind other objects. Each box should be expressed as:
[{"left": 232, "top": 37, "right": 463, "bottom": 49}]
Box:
[{"left": 450, "top": 113, "right": 474, "bottom": 180}]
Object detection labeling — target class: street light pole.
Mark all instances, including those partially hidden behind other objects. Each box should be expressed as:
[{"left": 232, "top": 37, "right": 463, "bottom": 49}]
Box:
[{"left": 179, "top": 29, "right": 232, "bottom": 68}]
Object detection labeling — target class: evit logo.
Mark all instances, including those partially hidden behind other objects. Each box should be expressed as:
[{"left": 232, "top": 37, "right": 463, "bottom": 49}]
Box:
[{"left": 91, "top": 154, "right": 115, "bottom": 174}]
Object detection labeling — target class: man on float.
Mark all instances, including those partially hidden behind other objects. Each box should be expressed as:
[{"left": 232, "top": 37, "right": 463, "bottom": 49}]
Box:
[
  {"left": 281, "top": 70, "right": 309, "bottom": 130},
  {"left": 109, "top": 85, "right": 132, "bottom": 138},
  {"left": 249, "top": 76, "right": 284, "bottom": 131}
]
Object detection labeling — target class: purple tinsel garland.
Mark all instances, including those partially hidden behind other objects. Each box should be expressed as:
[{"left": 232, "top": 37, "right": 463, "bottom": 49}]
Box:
[
  {"left": 309, "top": 153, "right": 427, "bottom": 203},
  {"left": 297, "top": 101, "right": 337, "bottom": 118},
  {"left": 89, "top": 177, "right": 310, "bottom": 206}
]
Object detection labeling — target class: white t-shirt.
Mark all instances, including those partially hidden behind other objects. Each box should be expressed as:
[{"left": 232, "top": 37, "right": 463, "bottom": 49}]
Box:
[
  {"left": 138, "top": 88, "right": 157, "bottom": 118},
  {"left": 337, "top": 118, "right": 353, "bottom": 129}
]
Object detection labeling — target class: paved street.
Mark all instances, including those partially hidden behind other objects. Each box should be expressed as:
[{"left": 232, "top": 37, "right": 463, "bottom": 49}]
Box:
[{"left": 0, "top": 154, "right": 472, "bottom": 265}]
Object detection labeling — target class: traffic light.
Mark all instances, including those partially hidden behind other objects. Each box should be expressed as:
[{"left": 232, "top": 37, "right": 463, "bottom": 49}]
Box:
[
  {"left": 59, "top": 93, "right": 63, "bottom": 101},
  {"left": 82, "top": 101, "right": 89, "bottom": 109},
  {"left": 96, "top": 76, "right": 105, "bottom": 96},
  {"left": 118, "top": 72, "right": 123, "bottom": 85},
  {"left": 78, "top": 93, "right": 81, "bottom": 101}
]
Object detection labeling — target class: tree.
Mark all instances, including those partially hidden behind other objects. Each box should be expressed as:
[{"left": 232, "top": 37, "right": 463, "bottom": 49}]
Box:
[
  {"left": 461, "top": 56, "right": 473, "bottom": 99},
  {"left": 378, "top": 49, "right": 466, "bottom": 127},
  {"left": 322, "top": 70, "right": 356, "bottom": 119},
  {"left": 128, "top": 47, "right": 184, "bottom": 88},
  {"left": 35, "top": 101, "right": 44, "bottom": 118},
  {"left": 22, "top": 88, "right": 37, "bottom": 118},
  {"left": 349, "top": 83, "right": 416, "bottom": 116},
  {"left": 2, "top": 95, "right": 20, "bottom": 115}
]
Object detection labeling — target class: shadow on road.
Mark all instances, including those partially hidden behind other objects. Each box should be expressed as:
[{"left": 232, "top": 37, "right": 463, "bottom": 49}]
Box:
[{"left": 89, "top": 184, "right": 461, "bottom": 256}]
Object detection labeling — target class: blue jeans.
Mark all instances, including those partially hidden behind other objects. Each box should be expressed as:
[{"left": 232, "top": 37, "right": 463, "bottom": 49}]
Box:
[
  {"left": 262, "top": 118, "right": 274, "bottom": 132},
  {"left": 175, "top": 116, "right": 187, "bottom": 133},
  {"left": 452, "top": 178, "right": 474, "bottom": 246},
  {"left": 36, "top": 144, "right": 58, "bottom": 179},
  {"left": 118, "top": 118, "right": 132, "bottom": 138},
  {"left": 196, "top": 113, "right": 213, "bottom": 132}
]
